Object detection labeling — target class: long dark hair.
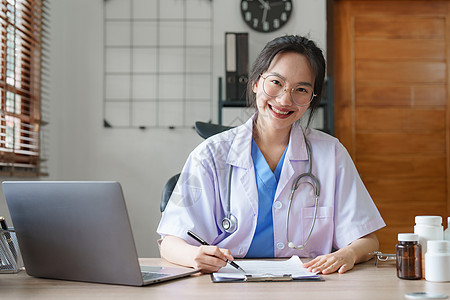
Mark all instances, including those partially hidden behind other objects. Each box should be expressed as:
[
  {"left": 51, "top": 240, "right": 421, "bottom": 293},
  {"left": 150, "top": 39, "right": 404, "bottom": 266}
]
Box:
[{"left": 247, "top": 35, "right": 326, "bottom": 128}]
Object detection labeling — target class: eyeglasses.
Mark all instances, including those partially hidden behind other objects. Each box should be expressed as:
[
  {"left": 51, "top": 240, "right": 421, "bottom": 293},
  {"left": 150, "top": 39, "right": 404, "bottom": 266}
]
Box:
[{"left": 261, "top": 74, "right": 316, "bottom": 106}]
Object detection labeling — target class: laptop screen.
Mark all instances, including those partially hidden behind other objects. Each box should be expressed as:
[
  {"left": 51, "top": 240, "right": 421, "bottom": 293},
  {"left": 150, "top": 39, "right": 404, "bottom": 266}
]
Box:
[{"left": 2, "top": 181, "right": 197, "bottom": 286}]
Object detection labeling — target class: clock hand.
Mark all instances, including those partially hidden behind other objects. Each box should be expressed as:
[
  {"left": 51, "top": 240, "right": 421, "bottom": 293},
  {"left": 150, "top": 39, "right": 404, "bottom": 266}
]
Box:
[
  {"left": 262, "top": 5, "right": 268, "bottom": 23},
  {"left": 258, "top": 0, "right": 268, "bottom": 7},
  {"left": 258, "top": 0, "right": 270, "bottom": 24},
  {"left": 258, "top": 0, "right": 271, "bottom": 10}
]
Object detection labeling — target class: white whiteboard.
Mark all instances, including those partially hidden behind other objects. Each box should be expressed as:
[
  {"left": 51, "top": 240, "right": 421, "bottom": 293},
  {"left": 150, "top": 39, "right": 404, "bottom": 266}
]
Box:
[{"left": 103, "top": 0, "right": 214, "bottom": 129}]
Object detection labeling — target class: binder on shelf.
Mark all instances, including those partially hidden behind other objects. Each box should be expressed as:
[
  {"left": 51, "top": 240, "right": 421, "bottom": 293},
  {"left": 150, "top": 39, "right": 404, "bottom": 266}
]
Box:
[
  {"left": 225, "top": 33, "right": 237, "bottom": 101},
  {"left": 225, "top": 32, "right": 248, "bottom": 102},
  {"left": 236, "top": 33, "right": 248, "bottom": 101}
]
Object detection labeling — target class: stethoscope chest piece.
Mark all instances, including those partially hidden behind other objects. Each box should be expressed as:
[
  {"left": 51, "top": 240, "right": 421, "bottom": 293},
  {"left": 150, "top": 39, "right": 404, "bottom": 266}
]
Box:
[
  {"left": 221, "top": 164, "right": 238, "bottom": 234},
  {"left": 222, "top": 214, "right": 238, "bottom": 233}
]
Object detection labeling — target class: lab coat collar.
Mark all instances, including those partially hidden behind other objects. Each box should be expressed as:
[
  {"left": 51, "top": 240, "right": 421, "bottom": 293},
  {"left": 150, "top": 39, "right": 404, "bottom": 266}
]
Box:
[
  {"left": 226, "top": 114, "right": 255, "bottom": 169},
  {"left": 286, "top": 123, "right": 309, "bottom": 162},
  {"left": 276, "top": 122, "right": 309, "bottom": 201}
]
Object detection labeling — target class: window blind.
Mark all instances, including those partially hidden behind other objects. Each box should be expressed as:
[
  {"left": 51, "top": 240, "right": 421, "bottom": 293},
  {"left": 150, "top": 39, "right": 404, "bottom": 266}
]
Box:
[{"left": 0, "top": 0, "right": 48, "bottom": 176}]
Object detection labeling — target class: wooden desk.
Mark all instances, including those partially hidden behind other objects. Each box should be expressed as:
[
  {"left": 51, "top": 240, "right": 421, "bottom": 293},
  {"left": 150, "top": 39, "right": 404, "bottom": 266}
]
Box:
[{"left": 1, "top": 258, "right": 449, "bottom": 300}]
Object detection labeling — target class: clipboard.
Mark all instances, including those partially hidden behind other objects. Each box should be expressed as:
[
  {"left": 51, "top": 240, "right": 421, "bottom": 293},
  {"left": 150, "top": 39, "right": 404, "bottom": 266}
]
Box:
[
  {"left": 211, "top": 273, "right": 323, "bottom": 283},
  {"left": 210, "top": 256, "right": 323, "bottom": 283}
]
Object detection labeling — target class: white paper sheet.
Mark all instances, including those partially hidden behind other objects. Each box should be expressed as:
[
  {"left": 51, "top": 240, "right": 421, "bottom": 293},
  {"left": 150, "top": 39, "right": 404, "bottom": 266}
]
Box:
[{"left": 212, "top": 255, "right": 319, "bottom": 281}]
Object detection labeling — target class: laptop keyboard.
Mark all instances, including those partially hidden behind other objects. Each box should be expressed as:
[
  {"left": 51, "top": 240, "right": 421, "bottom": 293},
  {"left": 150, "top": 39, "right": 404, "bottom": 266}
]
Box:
[{"left": 141, "top": 271, "right": 171, "bottom": 281}]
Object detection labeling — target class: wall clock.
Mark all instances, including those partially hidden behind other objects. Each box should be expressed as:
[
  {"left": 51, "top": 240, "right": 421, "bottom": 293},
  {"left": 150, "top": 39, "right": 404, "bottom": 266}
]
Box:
[{"left": 240, "top": 0, "right": 293, "bottom": 33}]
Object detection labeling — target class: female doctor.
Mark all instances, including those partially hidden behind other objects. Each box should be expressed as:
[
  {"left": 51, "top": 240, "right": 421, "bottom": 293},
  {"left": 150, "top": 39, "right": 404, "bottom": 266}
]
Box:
[{"left": 157, "top": 35, "right": 385, "bottom": 274}]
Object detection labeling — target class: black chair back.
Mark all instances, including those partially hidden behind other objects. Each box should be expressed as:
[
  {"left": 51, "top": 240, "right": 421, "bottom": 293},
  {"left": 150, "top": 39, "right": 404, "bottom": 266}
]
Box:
[{"left": 160, "top": 122, "right": 234, "bottom": 212}]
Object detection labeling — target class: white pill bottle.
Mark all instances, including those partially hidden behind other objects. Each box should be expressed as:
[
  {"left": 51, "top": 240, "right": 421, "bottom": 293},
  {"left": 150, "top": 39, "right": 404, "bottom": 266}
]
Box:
[
  {"left": 414, "top": 216, "right": 444, "bottom": 255},
  {"left": 425, "top": 240, "right": 450, "bottom": 282}
]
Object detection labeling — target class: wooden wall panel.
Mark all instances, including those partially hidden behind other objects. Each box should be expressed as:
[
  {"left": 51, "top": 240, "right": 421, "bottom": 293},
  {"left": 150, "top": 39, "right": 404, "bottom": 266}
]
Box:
[
  {"left": 355, "top": 85, "right": 447, "bottom": 107},
  {"left": 355, "top": 86, "right": 412, "bottom": 107},
  {"left": 355, "top": 61, "right": 446, "bottom": 83},
  {"left": 414, "top": 86, "right": 447, "bottom": 106},
  {"left": 365, "top": 179, "right": 447, "bottom": 214},
  {"left": 356, "top": 108, "right": 446, "bottom": 131},
  {"left": 355, "top": 133, "right": 445, "bottom": 155},
  {"left": 334, "top": 0, "right": 354, "bottom": 152},
  {"left": 355, "top": 39, "right": 446, "bottom": 61},
  {"left": 351, "top": 1, "right": 448, "bottom": 15},
  {"left": 334, "top": 0, "right": 450, "bottom": 252},
  {"left": 356, "top": 154, "right": 446, "bottom": 179},
  {"left": 354, "top": 16, "right": 445, "bottom": 38}
]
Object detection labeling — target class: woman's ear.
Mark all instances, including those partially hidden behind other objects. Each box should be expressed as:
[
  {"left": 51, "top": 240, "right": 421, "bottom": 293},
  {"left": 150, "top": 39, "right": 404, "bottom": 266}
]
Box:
[{"left": 252, "top": 80, "right": 258, "bottom": 93}]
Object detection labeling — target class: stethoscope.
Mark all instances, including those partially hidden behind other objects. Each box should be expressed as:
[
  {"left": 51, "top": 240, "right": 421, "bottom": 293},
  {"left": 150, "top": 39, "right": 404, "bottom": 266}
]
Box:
[{"left": 221, "top": 132, "right": 320, "bottom": 251}]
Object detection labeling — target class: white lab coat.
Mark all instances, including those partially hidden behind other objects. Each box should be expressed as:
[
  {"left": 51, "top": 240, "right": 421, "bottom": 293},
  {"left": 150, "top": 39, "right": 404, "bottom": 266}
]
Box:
[{"left": 157, "top": 115, "right": 385, "bottom": 258}]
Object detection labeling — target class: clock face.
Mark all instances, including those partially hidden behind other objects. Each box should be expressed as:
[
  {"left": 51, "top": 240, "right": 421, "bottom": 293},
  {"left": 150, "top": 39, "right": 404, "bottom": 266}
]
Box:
[{"left": 241, "top": 0, "right": 293, "bottom": 33}]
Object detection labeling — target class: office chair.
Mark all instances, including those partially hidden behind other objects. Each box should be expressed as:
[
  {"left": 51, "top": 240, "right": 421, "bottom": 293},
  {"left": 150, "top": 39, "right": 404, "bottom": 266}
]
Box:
[
  {"left": 193, "top": 121, "right": 233, "bottom": 140},
  {"left": 160, "top": 121, "right": 233, "bottom": 212}
]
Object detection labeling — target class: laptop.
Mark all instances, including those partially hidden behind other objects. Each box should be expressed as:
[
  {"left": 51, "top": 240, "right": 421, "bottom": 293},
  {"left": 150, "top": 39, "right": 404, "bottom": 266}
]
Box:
[{"left": 2, "top": 181, "right": 199, "bottom": 286}]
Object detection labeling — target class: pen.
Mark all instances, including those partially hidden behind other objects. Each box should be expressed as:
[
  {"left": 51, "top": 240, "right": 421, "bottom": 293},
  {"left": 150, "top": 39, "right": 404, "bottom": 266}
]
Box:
[
  {"left": 187, "top": 230, "right": 246, "bottom": 273},
  {"left": 0, "top": 216, "right": 17, "bottom": 260}
]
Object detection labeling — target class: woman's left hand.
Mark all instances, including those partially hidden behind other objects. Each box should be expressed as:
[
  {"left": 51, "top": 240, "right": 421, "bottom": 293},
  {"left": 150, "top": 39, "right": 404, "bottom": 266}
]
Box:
[
  {"left": 302, "top": 248, "right": 356, "bottom": 274},
  {"left": 302, "top": 233, "right": 379, "bottom": 274}
]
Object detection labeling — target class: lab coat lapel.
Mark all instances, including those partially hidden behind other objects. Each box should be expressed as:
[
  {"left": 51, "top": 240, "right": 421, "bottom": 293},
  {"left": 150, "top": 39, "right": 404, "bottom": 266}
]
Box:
[
  {"left": 226, "top": 116, "right": 258, "bottom": 214},
  {"left": 275, "top": 124, "right": 309, "bottom": 201}
]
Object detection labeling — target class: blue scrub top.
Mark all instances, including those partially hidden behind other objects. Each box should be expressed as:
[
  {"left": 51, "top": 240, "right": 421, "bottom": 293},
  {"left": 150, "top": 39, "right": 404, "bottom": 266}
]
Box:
[{"left": 246, "top": 139, "right": 287, "bottom": 258}]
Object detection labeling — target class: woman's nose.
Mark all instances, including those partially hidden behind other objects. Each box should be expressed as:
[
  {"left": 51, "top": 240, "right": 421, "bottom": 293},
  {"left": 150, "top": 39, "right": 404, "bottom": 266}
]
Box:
[{"left": 276, "top": 88, "right": 294, "bottom": 106}]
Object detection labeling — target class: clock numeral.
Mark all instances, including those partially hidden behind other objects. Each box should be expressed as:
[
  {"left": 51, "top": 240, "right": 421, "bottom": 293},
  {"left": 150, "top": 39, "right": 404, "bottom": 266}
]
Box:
[
  {"left": 253, "top": 18, "right": 259, "bottom": 28},
  {"left": 241, "top": 1, "right": 248, "bottom": 10},
  {"left": 245, "top": 11, "right": 251, "bottom": 21},
  {"left": 285, "top": 2, "right": 292, "bottom": 11},
  {"left": 281, "top": 12, "right": 287, "bottom": 22},
  {"left": 263, "top": 21, "right": 269, "bottom": 31},
  {"left": 273, "top": 19, "right": 280, "bottom": 29}
]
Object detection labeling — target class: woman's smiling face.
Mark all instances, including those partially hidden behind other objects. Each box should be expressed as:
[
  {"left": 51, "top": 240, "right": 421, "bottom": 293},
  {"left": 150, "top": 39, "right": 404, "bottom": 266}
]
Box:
[{"left": 252, "top": 51, "right": 315, "bottom": 133}]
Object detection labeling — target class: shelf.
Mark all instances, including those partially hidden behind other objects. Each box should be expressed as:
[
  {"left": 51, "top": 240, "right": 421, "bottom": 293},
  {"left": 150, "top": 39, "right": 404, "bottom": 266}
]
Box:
[
  {"left": 217, "top": 77, "right": 249, "bottom": 125},
  {"left": 221, "top": 100, "right": 247, "bottom": 108}
]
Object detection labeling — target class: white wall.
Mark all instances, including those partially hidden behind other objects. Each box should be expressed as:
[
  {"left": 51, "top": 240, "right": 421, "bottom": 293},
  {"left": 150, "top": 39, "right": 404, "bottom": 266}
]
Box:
[{"left": 0, "top": 0, "right": 326, "bottom": 258}]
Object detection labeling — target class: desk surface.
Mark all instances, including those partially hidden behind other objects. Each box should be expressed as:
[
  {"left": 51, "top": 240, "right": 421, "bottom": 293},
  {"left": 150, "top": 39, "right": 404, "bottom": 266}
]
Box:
[{"left": 1, "top": 258, "right": 449, "bottom": 300}]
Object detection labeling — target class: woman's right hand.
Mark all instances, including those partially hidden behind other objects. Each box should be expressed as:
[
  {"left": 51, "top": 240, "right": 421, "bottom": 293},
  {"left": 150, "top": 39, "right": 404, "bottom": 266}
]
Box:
[
  {"left": 192, "top": 245, "right": 234, "bottom": 273},
  {"left": 159, "top": 235, "right": 234, "bottom": 273}
]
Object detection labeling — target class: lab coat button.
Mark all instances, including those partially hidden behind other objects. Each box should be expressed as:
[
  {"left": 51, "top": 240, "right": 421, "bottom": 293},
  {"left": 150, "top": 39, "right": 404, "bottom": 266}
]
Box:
[
  {"left": 273, "top": 201, "right": 282, "bottom": 209},
  {"left": 276, "top": 242, "right": 285, "bottom": 250}
]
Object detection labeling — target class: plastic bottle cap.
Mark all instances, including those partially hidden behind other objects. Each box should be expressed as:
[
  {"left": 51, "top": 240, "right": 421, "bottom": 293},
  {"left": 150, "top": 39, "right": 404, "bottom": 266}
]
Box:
[
  {"left": 415, "top": 216, "right": 442, "bottom": 226},
  {"left": 398, "top": 233, "right": 419, "bottom": 242},
  {"left": 427, "top": 240, "right": 450, "bottom": 253}
]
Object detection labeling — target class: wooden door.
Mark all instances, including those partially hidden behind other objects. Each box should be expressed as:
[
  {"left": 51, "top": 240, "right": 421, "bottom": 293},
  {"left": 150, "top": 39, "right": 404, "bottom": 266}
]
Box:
[{"left": 333, "top": 0, "right": 450, "bottom": 252}]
